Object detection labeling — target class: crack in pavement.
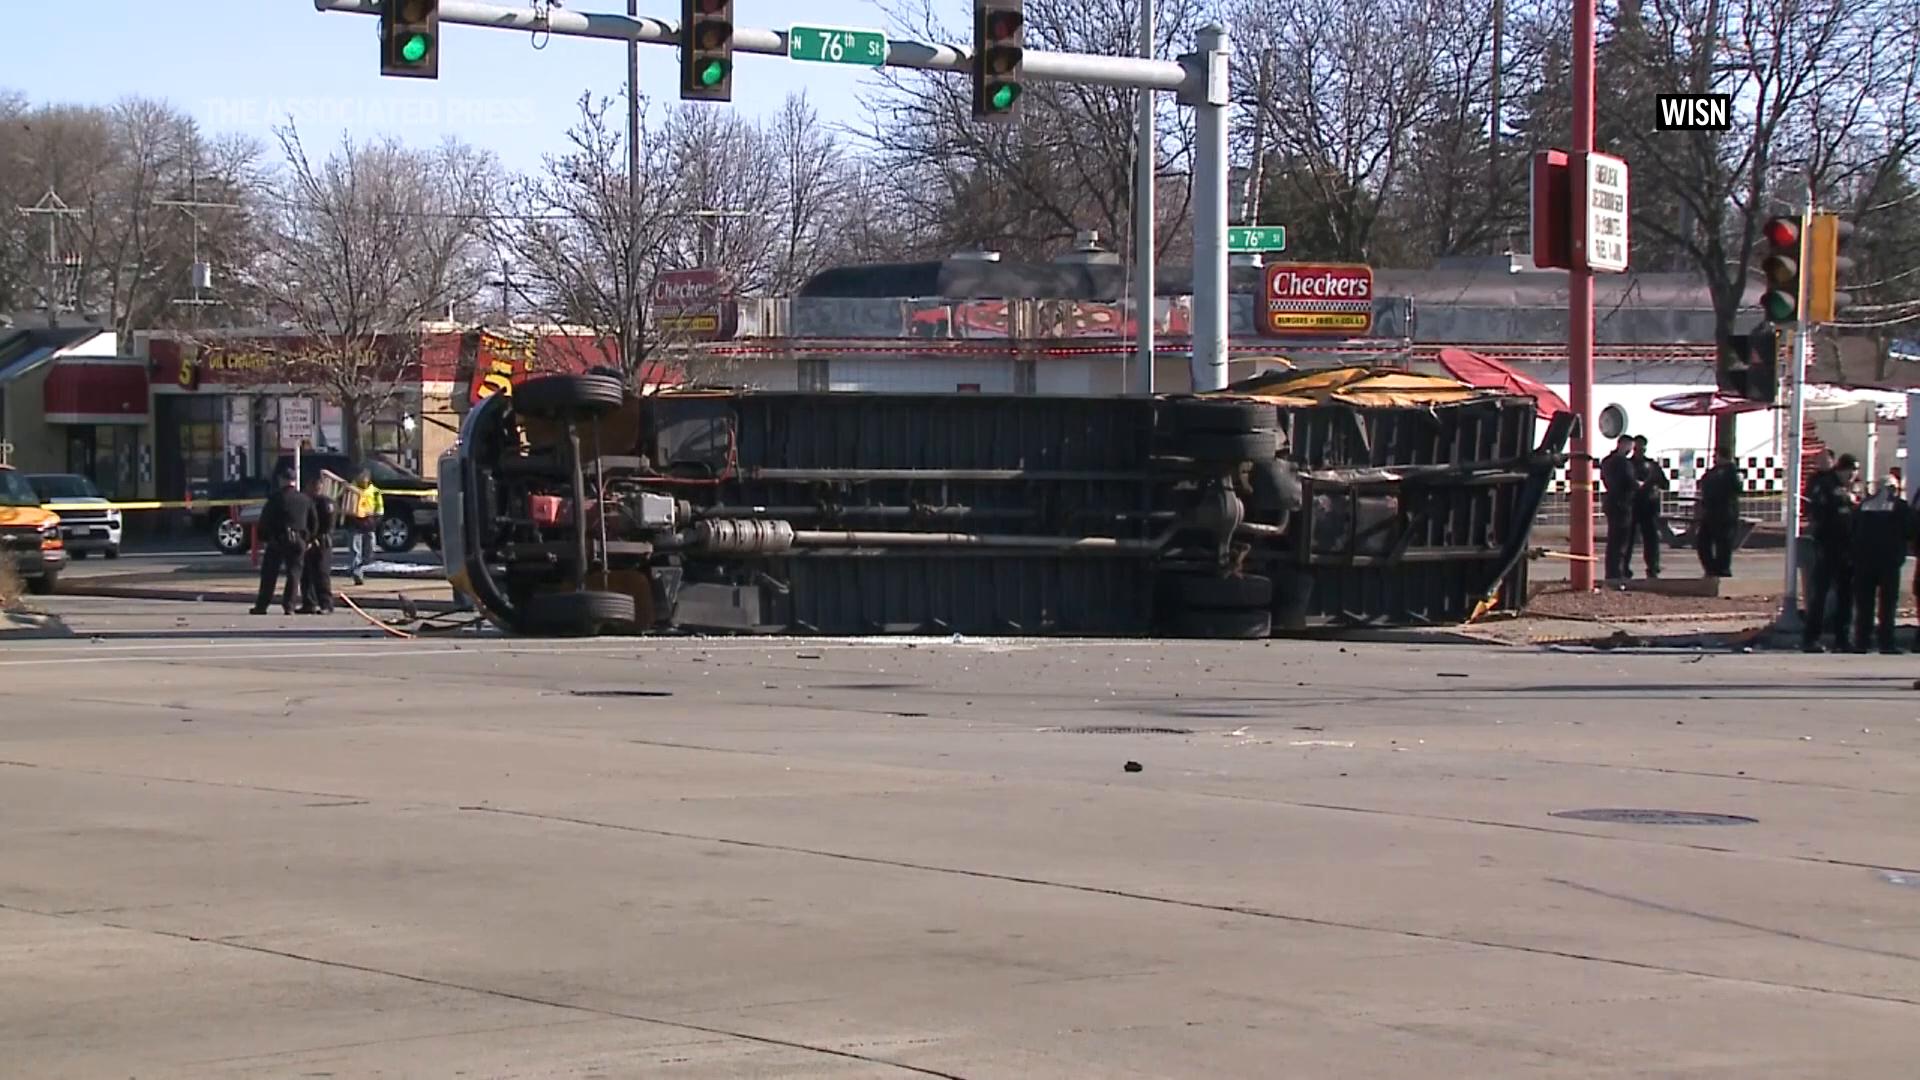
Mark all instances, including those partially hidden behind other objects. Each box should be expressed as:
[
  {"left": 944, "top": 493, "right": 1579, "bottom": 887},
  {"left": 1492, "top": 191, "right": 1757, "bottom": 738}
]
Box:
[
  {"left": 0, "top": 759, "right": 361, "bottom": 802},
  {"left": 1527, "top": 756, "right": 1912, "bottom": 799},
  {"left": 1547, "top": 877, "right": 1920, "bottom": 964},
  {"left": 459, "top": 806, "right": 1920, "bottom": 1011},
  {"left": 0, "top": 901, "right": 969, "bottom": 1080}
]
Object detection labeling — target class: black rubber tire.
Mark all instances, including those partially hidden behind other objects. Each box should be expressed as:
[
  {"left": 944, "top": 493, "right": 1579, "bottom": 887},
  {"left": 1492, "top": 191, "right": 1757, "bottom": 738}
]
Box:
[
  {"left": 104, "top": 547, "right": 119, "bottom": 559},
  {"left": 215, "top": 517, "right": 248, "bottom": 555},
  {"left": 1160, "top": 573, "right": 1273, "bottom": 610},
  {"left": 26, "top": 572, "right": 58, "bottom": 596},
  {"left": 376, "top": 513, "right": 415, "bottom": 553},
  {"left": 514, "top": 374, "right": 626, "bottom": 420},
  {"left": 1184, "top": 429, "right": 1279, "bottom": 463},
  {"left": 1166, "top": 398, "right": 1273, "bottom": 434},
  {"left": 1166, "top": 606, "right": 1271, "bottom": 640},
  {"left": 524, "top": 589, "right": 636, "bottom": 637},
  {"left": 1249, "top": 458, "right": 1303, "bottom": 516}
]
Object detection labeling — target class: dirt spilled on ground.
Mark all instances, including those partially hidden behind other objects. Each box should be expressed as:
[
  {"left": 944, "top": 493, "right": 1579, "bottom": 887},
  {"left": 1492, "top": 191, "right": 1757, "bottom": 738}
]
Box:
[{"left": 1523, "top": 583, "right": 1778, "bottom": 620}]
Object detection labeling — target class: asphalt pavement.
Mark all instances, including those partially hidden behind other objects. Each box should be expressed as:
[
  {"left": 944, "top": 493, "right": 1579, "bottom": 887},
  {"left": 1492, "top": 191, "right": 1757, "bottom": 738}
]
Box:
[{"left": 2, "top": 595, "right": 1916, "bottom": 1077}]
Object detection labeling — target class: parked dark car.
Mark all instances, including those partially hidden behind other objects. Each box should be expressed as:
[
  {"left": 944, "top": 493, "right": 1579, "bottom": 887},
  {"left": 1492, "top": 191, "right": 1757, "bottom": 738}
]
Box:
[{"left": 193, "top": 455, "right": 437, "bottom": 556}]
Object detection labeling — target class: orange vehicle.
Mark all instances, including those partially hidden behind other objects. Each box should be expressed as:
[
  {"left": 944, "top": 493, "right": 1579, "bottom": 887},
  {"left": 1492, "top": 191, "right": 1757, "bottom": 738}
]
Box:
[{"left": 0, "top": 464, "right": 66, "bottom": 595}]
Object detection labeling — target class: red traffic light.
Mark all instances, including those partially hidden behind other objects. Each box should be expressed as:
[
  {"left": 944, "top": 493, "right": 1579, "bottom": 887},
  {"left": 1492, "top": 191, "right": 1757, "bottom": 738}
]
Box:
[
  {"left": 692, "top": 0, "right": 728, "bottom": 11},
  {"left": 988, "top": 11, "right": 1022, "bottom": 36},
  {"left": 1763, "top": 217, "right": 1798, "bottom": 248}
]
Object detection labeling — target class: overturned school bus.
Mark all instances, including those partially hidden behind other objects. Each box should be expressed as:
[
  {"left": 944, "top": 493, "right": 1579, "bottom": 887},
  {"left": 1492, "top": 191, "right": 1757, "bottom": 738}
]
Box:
[{"left": 438, "top": 368, "right": 1573, "bottom": 637}]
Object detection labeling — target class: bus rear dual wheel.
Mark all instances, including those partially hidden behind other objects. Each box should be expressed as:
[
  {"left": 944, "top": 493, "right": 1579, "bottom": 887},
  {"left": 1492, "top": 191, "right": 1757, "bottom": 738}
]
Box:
[
  {"left": 1158, "top": 572, "right": 1273, "bottom": 640},
  {"left": 524, "top": 589, "right": 636, "bottom": 637}
]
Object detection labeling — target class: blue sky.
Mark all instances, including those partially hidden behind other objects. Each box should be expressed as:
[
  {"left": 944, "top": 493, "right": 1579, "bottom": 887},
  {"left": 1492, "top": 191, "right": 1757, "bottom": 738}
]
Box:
[{"left": 9, "top": 0, "right": 930, "bottom": 174}]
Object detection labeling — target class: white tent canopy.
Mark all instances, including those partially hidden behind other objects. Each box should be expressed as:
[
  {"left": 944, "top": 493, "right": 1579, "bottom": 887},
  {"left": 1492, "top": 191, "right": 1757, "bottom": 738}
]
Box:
[{"left": 1803, "top": 384, "right": 1908, "bottom": 422}]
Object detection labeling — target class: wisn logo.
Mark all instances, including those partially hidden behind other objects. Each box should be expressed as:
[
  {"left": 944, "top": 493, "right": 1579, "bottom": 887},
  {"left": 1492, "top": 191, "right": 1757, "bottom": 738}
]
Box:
[{"left": 1655, "top": 93, "right": 1733, "bottom": 131}]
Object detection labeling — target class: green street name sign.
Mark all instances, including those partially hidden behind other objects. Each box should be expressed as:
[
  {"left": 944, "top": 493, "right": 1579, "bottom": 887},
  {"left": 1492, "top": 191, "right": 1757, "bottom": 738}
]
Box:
[
  {"left": 789, "top": 25, "right": 888, "bottom": 66},
  {"left": 1228, "top": 226, "right": 1288, "bottom": 253}
]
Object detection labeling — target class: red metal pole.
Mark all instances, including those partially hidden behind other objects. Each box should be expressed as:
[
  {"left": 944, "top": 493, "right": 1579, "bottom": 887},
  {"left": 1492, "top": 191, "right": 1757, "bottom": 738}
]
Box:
[{"left": 1567, "top": 0, "right": 1599, "bottom": 591}]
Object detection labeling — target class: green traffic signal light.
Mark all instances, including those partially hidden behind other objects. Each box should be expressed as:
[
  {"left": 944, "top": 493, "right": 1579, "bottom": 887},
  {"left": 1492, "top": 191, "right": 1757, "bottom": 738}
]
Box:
[
  {"left": 1762, "top": 290, "right": 1796, "bottom": 322},
  {"left": 399, "top": 32, "right": 431, "bottom": 64},
  {"left": 990, "top": 84, "right": 1019, "bottom": 110},
  {"left": 698, "top": 59, "right": 728, "bottom": 86}
]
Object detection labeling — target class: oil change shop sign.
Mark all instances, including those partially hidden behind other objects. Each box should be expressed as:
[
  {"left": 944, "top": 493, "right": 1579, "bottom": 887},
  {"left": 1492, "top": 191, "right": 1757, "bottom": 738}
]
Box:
[{"left": 1259, "top": 263, "right": 1374, "bottom": 336}]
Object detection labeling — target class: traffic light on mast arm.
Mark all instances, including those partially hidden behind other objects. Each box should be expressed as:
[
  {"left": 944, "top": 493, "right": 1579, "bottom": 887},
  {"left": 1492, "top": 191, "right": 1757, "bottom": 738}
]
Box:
[
  {"left": 1805, "top": 211, "right": 1858, "bottom": 324},
  {"left": 972, "top": 0, "right": 1025, "bottom": 121},
  {"left": 681, "top": 0, "right": 734, "bottom": 102},
  {"left": 380, "top": 0, "right": 439, "bottom": 79},
  {"left": 1757, "top": 215, "right": 1803, "bottom": 324}
]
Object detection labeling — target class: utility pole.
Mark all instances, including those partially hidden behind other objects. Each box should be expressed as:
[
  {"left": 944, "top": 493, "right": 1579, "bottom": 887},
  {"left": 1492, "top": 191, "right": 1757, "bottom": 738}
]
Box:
[
  {"left": 1566, "top": 0, "right": 1598, "bottom": 592},
  {"left": 1489, "top": 0, "right": 1503, "bottom": 197},
  {"left": 1132, "top": 0, "right": 1155, "bottom": 396},
  {"left": 1241, "top": 49, "right": 1271, "bottom": 225},
  {"left": 18, "top": 189, "right": 86, "bottom": 327},
  {"left": 157, "top": 167, "right": 241, "bottom": 315}
]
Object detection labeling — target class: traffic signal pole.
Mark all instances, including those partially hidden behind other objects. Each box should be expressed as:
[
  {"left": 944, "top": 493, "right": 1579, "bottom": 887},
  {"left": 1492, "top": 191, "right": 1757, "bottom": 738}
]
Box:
[
  {"left": 1566, "top": 0, "right": 1597, "bottom": 592},
  {"left": 1780, "top": 207, "right": 1814, "bottom": 630},
  {"left": 313, "top": 0, "right": 1230, "bottom": 389}
]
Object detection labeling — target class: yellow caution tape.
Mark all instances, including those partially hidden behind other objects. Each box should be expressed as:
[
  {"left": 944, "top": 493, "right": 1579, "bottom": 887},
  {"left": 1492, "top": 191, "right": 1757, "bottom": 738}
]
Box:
[{"left": 41, "top": 488, "right": 436, "bottom": 513}]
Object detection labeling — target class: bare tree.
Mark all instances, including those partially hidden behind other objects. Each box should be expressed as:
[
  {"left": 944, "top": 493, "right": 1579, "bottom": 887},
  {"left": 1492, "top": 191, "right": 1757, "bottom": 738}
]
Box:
[
  {"left": 860, "top": 0, "right": 1203, "bottom": 260},
  {"left": 0, "top": 95, "right": 266, "bottom": 333},
  {"left": 1230, "top": 0, "right": 1465, "bottom": 262},
  {"left": 250, "top": 124, "right": 494, "bottom": 460},
  {"left": 657, "top": 104, "right": 782, "bottom": 290},
  {"left": 492, "top": 95, "right": 682, "bottom": 391},
  {"left": 1602, "top": 0, "right": 1920, "bottom": 344},
  {"left": 766, "top": 93, "right": 858, "bottom": 294}
]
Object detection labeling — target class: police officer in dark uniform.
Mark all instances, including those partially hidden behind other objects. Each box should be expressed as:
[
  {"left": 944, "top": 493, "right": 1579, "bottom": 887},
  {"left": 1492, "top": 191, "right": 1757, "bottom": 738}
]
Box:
[
  {"left": 298, "top": 476, "right": 337, "bottom": 615},
  {"left": 251, "top": 470, "right": 316, "bottom": 616},
  {"left": 1850, "top": 476, "right": 1912, "bottom": 654},
  {"left": 1600, "top": 435, "right": 1638, "bottom": 580},
  {"left": 1630, "top": 435, "right": 1668, "bottom": 578},
  {"left": 1802, "top": 453, "right": 1859, "bottom": 652},
  {"left": 1694, "top": 448, "right": 1741, "bottom": 576}
]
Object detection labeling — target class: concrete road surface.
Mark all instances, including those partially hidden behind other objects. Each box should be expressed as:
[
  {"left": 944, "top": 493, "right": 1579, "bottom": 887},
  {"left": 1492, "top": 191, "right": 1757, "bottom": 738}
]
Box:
[{"left": 3, "top": 596, "right": 1917, "bottom": 1078}]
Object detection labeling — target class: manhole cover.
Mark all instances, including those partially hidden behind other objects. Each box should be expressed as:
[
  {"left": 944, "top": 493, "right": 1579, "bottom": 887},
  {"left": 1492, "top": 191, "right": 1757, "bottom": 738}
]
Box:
[
  {"left": 1551, "top": 809, "right": 1757, "bottom": 826},
  {"left": 1058, "top": 725, "right": 1194, "bottom": 735},
  {"left": 567, "top": 689, "right": 674, "bottom": 698}
]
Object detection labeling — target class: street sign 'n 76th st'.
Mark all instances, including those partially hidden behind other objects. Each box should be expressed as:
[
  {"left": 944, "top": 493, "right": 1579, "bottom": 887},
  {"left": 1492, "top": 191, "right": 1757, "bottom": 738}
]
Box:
[
  {"left": 789, "top": 26, "right": 887, "bottom": 66},
  {"left": 1227, "top": 226, "right": 1287, "bottom": 253}
]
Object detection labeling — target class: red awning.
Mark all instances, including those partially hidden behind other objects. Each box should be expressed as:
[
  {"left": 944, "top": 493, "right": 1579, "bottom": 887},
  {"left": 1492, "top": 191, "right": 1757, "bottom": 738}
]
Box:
[
  {"left": 1649, "top": 391, "right": 1776, "bottom": 417},
  {"left": 1434, "top": 347, "right": 1571, "bottom": 419},
  {"left": 43, "top": 360, "right": 150, "bottom": 424}
]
